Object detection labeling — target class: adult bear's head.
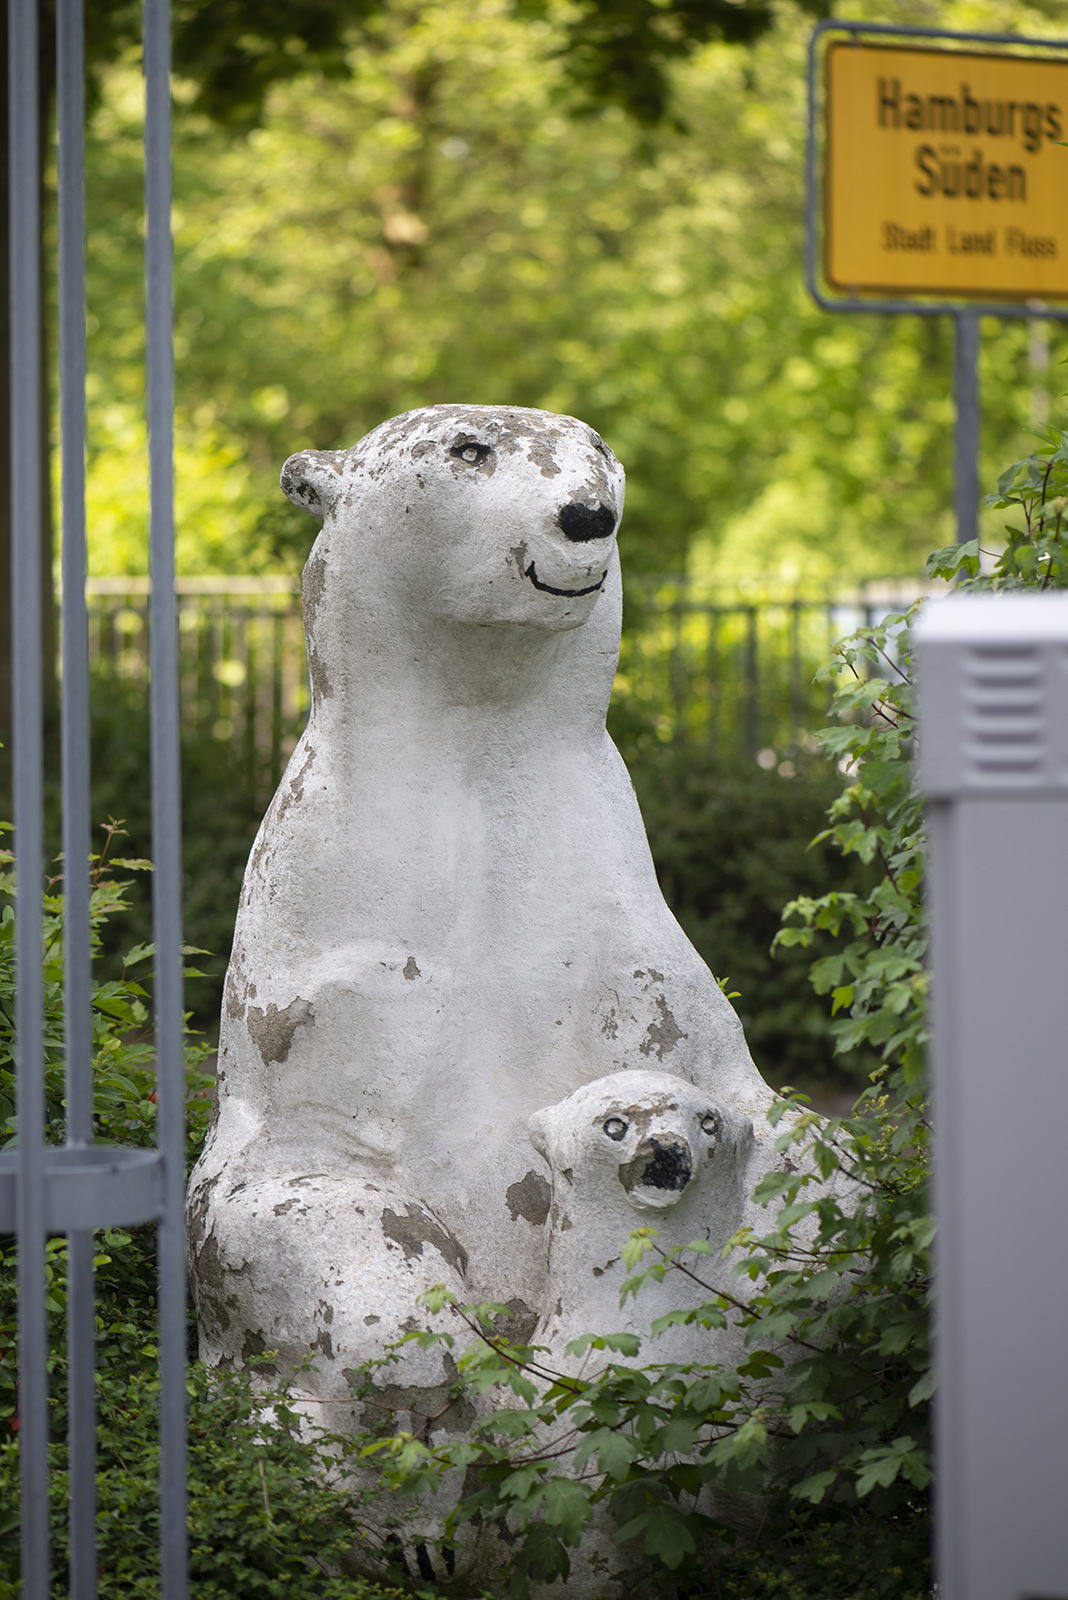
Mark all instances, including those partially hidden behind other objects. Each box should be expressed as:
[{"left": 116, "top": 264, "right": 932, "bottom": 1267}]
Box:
[{"left": 280, "top": 405, "right": 625, "bottom": 633}]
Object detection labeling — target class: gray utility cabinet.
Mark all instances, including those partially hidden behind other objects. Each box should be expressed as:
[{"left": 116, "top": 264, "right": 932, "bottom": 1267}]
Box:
[{"left": 917, "top": 594, "right": 1068, "bottom": 1600}]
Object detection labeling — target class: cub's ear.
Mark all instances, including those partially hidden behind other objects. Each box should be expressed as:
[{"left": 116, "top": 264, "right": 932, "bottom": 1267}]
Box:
[{"left": 280, "top": 450, "right": 348, "bottom": 518}]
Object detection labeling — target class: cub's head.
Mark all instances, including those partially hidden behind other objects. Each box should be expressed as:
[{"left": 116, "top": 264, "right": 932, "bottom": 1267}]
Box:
[
  {"left": 281, "top": 404, "right": 624, "bottom": 632},
  {"left": 529, "top": 1070, "right": 751, "bottom": 1214}
]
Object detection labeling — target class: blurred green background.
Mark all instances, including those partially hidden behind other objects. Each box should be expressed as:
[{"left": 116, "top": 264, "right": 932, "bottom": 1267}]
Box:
[{"left": 34, "top": 0, "right": 1068, "bottom": 1098}]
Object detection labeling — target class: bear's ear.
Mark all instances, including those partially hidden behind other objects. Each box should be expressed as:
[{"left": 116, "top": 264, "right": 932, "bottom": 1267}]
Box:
[
  {"left": 280, "top": 450, "right": 348, "bottom": 519},
  {"left": 528, "top": 1108, "right": 552, "bottom": 1162}
]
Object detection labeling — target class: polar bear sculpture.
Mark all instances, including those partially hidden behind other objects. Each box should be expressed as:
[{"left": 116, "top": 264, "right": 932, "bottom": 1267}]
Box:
[{"left": 187, "top": 404, "right": 778, "bottom": 1422}]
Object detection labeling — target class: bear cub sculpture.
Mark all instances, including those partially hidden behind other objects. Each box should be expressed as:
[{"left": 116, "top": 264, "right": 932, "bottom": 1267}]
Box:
[{"left": 529, "top": 1069, "right": 754, "bottom": 1372}]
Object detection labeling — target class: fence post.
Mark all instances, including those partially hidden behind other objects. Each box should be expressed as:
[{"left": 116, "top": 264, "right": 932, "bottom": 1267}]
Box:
[
  {"left": 917, "top": 594, "right": 1068, "bottom": 1600},
  {"left": 143, "top": 0, "right": 188, "bottom": 1591},
  {"left": 9, "top": 0, "right": 49, "bottom": 1586},
  {"left": 57, "top": 0, "right": 100, "bottom": 1590}
]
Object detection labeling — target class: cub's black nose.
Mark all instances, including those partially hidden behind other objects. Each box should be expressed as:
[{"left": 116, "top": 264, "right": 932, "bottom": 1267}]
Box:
[
  {"left": 640, "top": 1138, "right": 692, "bottom": 1192},
  {"left": 557, "top": 501, "right": 616, "bottom": 543}
]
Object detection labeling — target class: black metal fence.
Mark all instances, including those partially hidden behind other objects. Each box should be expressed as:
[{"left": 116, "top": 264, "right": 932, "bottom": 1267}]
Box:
[
  {"left": 86, "top": 577, "right": 307, "bottom": 794},
  {"left": 617, "top": 580, "right": 927, "bottom": 754},
  {"left": 83, "top": 578, "right": 930, "bottom": 799}
]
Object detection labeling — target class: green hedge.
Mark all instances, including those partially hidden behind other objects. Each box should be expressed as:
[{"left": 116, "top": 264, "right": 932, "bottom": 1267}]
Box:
[{"left": 610, "top": 717, "right": 877, "bottom": 1095}]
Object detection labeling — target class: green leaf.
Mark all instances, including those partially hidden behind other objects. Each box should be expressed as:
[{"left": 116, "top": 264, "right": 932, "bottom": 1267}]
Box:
[
  {"left": 926, "top": 538, "right": 979, "bottom": 580},
  {"left": 565, "top": 1331, "right": 641, "bottom": 1358},
  {"left": 540, "top": 1477, "right": 594, "bottom": 1544},
  {"left": 792, "top": 1469, "right": 838, "bottom": 1503},
  {"left": 908, "top": 1368, "right": 936, "bottom": 1406},
  {"left": 572, "top": 1428, "right": 641, "bottom": 1480},
  {"left": 615, "top": 1504, "right": 697, "bottom": 1568}
]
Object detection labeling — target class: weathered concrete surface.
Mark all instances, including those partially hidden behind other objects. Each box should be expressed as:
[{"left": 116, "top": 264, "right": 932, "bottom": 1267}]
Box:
[{"left": 186, "top": 403, "right": 779, "bottom": 1470}]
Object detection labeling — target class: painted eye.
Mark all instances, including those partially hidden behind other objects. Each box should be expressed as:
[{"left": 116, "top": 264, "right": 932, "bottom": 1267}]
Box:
[
  {"left": 603, "top": 1116, "right": 628, "bottom": 1141},
  {"left": 449, "top": 440, "right": 492, "bottom": 466}
]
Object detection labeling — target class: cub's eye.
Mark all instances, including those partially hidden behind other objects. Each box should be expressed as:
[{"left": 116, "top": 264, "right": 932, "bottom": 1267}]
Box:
[
  {"left": 700, "top": 1112, "right": 720, "bottom": 1137},
  {"left": 603, "top": 1116, "right": 628, "bottom": 1141},
  {"left": 449, "top": 440, "right": 492, "bottom": 467}
]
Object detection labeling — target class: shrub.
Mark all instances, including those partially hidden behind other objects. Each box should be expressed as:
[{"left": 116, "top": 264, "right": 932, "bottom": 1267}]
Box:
[
  {"left": 344, "top": 601, "right": 930, "bottom": 1600},
  {"left": 0, "top": 844, "right": 406, "bottom": 1599},
  {"left": 0, "top": 821, "right": 215, "bottom": 1157},
  {"left": 0, "top": 1353, "right": 414, "bottom": 1600},
  {"left": 616, "top": 734, "right": 878, "bottom": 1095},
  {"left": 76, "top": 685, "right": 269, "bottom": 1038}
]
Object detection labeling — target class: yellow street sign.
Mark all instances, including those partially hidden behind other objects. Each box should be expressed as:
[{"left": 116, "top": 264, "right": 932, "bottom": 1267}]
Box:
[{"left": 825, "top": 43, "right": 1068, "bottom": 299}]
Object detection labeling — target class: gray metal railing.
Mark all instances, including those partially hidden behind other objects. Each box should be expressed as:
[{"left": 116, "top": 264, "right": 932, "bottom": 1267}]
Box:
[
  {"left": 617, "top": 582, "right": 931, "bottom": 753},
  {"left": 1, "top": 0, "right": 188, "bottom": 1594}
]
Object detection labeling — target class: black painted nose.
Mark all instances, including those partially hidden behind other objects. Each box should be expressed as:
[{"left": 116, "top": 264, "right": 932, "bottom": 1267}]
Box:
[
  {"left": 638, "top": 1139, "right": 692, "bottom": 1193},
  {"left": 557, "top": 501, "right": 616, "bottom": 543}
]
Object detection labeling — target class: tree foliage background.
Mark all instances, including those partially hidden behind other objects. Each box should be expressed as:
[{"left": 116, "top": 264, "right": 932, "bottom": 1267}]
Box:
[
  {"left": 77, "top": 0, "right": 1068, "bottom": 589},
  {"left": 60, "top": 0, "right": 1068, "bottom": 1090}
]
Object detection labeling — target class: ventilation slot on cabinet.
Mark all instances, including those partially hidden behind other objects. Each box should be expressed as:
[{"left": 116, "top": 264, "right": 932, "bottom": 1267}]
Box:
[{"left": 963, "top": 645, "right": 1043, "bottom": 782}]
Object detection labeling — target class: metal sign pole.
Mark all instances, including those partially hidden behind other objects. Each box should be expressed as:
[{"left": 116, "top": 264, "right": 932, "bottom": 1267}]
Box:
[
  {"left": 953, "top": 310, "right": 980, "bottom": 545},
  {"left": 805, "top": 21, "right": 1068, "bottom": 552}
]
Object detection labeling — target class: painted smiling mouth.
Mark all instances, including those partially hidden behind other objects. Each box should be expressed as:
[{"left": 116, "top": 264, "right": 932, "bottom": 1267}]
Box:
[{"left": 525, "top": 561, "right": 607, "bottom": 598}]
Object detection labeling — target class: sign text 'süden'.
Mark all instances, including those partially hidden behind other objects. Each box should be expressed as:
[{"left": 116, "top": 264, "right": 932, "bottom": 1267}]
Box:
[{"left": 826, "top": 44, "right": 1068, "bottom": 298}]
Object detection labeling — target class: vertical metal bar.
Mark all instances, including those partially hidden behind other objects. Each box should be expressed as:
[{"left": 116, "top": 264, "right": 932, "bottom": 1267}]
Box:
[
  {"left": 702, "top": 608, "right": 717, "bottom": 745},
  {"left": 177, "top": 600, "right": 191, "bottom": 737},
  {"left": 57, "top": 0, "right": 97, "bottom": 1591},
  {"left": 271, "top": 610, "right": 282, "bottom": 787},
  {"left": 954, "top": 309, "right": 980, "bottom": 545},
  {"left": 10, "top": 0, "right": 49, "bottom": 1590},
  {"left": 804, "top": 25, "right": 820, "bottom": 305},
  {"left": 219, "top": 606, "right": 230, "bottom": 735},
  {"left": 744, "top": 606, "right": 759, "bottom": 755},
  {"left": 196, "top": 608, "right": 208, "bottom": 734},
  {"left": 143, "top": 0, "right": 187, "bottom": 1593},
  {"left": 213, "top": 619, "right": 223, "bottom": 735},
  {"left": 101, "top": 605, "right": 114, "bottom": 680},
  {"left": 790, "top": 600, "right": 803, "bottom": 733},
  {"left": 243, "top": 610, "right": 256, "bottom": 793},
  {"left": 669, "top": 594, "right": 685, "bottom": 742}
]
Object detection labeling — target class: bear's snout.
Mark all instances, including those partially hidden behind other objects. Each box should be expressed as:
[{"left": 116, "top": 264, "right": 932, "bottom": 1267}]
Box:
[
  {"left": 618, "top": 1136, "right": 693, "bottom": 1209},
  {"left": 557, "top": 501, "right": 617, "bottom": 543}
]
